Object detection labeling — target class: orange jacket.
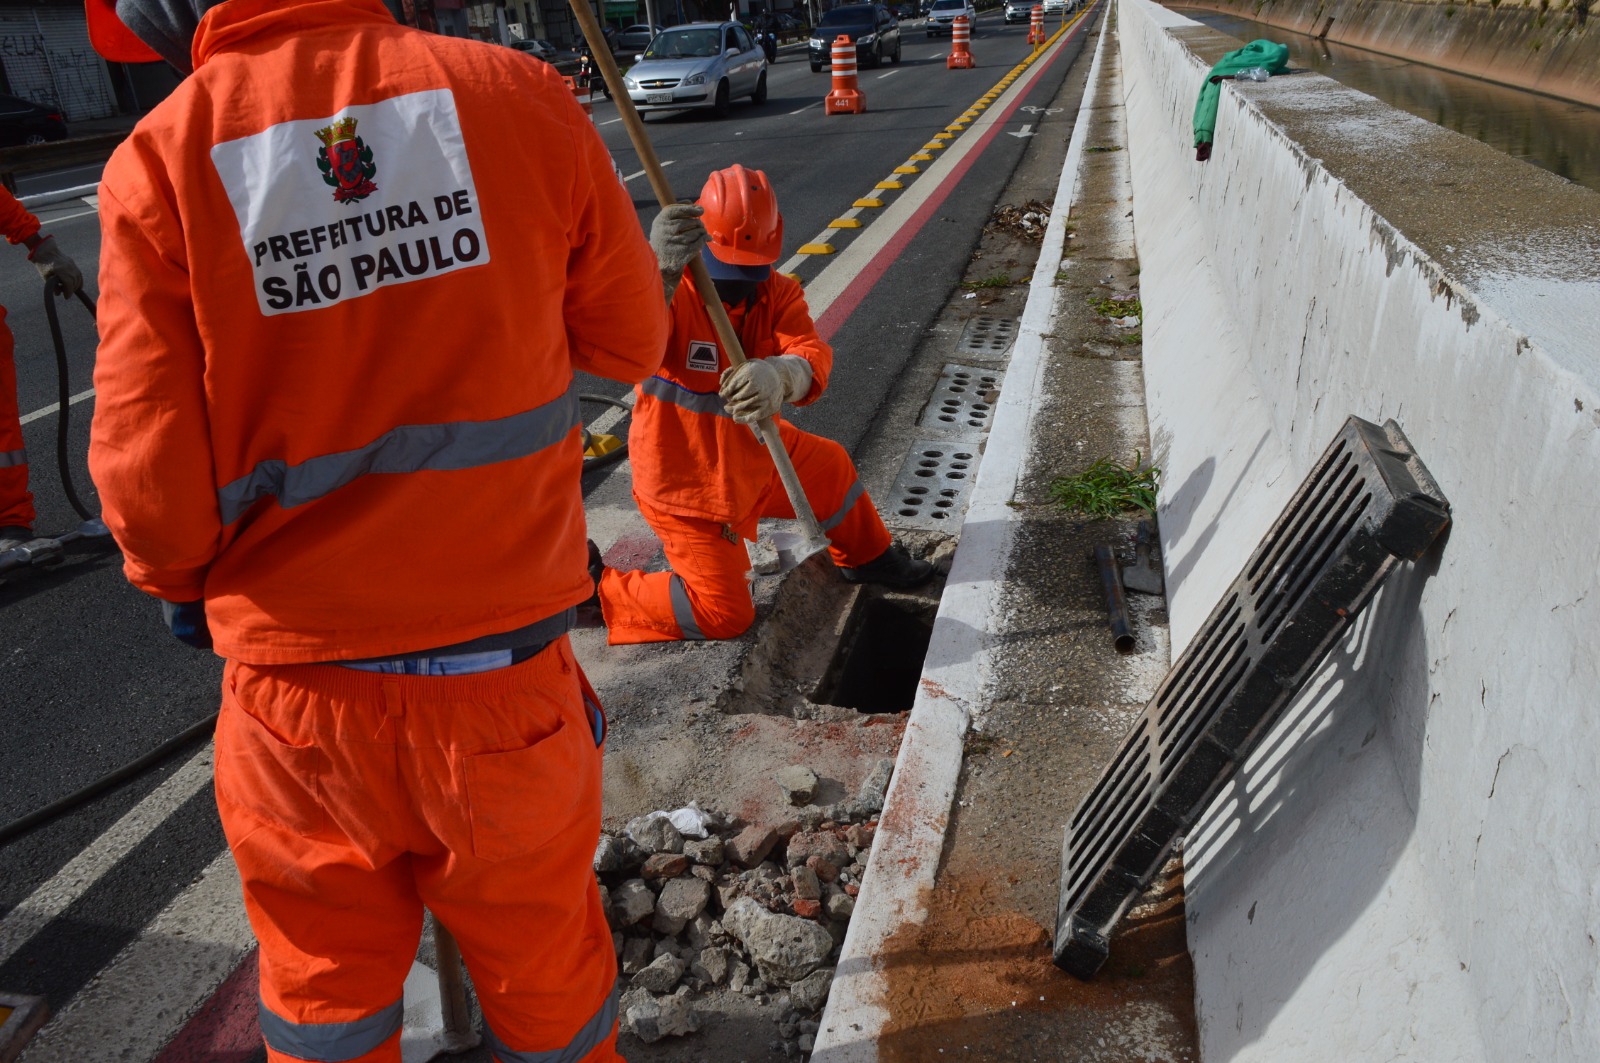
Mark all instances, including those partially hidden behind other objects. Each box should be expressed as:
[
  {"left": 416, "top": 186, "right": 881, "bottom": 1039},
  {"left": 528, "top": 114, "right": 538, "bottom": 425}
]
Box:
[
  {"left": 89, "top": 0, "right": 667, "bottom": 663},
  {"left": 629, "top": 271, "right": 830, "bottom": 531},
  {"left": 0, "top": 186, "right": 41, "bottom": 246}
]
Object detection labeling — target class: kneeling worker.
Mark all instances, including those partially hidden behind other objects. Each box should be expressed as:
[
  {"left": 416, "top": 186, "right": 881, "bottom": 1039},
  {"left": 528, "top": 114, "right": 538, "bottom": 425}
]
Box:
[{"left": 597, "top": 165, "right": 934, "bottom": 644}]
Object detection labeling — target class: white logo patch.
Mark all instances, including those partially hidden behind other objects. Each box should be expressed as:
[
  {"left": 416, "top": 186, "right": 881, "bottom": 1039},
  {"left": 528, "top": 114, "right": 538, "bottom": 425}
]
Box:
[
  {"left": 686, "top": 340, "right": 720, "bottom": 373},
  {"left": 210, "top": 89, "right": 489, "bottom": 317}
]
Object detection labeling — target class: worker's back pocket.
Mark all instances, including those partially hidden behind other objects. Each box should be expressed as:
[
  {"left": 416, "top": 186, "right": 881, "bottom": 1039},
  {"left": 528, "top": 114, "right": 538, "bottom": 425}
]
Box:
[
  {"left": 214, "top": 698, "right": 328, "bottom": 838},
  {"left": 462, "top": 714, "right": 599, "bottom": 862}
]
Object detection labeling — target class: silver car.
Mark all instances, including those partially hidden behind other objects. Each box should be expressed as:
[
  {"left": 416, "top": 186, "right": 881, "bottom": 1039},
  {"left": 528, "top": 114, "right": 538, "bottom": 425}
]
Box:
[{"left": 622, "top": 22, "right": 769, "bottom": 117}]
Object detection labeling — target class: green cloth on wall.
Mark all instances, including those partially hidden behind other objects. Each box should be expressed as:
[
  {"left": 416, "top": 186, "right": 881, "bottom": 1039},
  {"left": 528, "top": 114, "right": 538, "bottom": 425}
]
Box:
[{"left": 1193, "top": 39, "right": 1290, "bottom": 148}]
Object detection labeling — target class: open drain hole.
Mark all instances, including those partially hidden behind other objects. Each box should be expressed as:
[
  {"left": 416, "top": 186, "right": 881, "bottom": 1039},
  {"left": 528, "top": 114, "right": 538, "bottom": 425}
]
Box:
[{"left": 813, "top": 594, "right": 936, "bottom": 713}]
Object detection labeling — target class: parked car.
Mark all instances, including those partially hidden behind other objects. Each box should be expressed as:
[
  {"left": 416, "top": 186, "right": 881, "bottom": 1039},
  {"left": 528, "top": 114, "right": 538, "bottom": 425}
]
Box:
[
  {"left": 1003, "top": 0, "right": 1030, "bottom": 24},
  {"left": 808, "top": 3, "right": 902, "bottom": 71},
  {"left": 621, "top": 22, "right": 768, "bottom": 117},
  {"left": 774, "top": 12, "right": 808, "bottom": 34},
  {"left": 0, "top": 94, "right": 67, "bottom": 147},
  {"left": 509, "top": 38, "right": 557, "bottom": 60},
  {"left": 892, "top": 3, "right": 917, "bottom": 19},
  {"left": 1042, "top": 0, "right": 1072, "bottom": 13},
  {"left": 926, "top": 0, "right": 976, "bottom": 36},
  {"left": 615, "top": 23, "right": 664, "bottom": 55}
]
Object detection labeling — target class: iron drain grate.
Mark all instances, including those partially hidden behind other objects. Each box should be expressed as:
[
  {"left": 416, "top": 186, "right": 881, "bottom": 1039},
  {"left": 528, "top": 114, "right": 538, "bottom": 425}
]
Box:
[
  {"left": 885, "top": 441, "right": 981, "bottom": 532},
  {"left": 1053, "top": 417, "right": 1452, "bottom": 979},
  {"left": 956, "top": 315, "right": 1019, "bottom": 359},
  {"left": 916, "top": 364, "right": 1006, "bottom": 439}
]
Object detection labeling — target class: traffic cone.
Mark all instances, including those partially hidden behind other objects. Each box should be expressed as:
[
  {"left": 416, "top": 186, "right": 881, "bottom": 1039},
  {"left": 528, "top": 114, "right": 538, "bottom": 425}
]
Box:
[
  {"left": 562, "top": 75, "right": 594, "bottom": 119},
  {"left": 947, "top": 15, "right": 974, "bottom": 69},
  {"left": 825, "top": 34, "right": 866, "bottom": 114},
  {"left": 1028, "top": 5, "right": 1044, "bottom": 48}
]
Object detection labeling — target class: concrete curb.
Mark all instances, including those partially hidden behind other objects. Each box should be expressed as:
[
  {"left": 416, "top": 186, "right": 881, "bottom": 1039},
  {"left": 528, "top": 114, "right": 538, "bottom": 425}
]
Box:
[
  {"left": 812, "top": 11, "right": 1113, "bottom": 1058},
  {"left": 19, "top": 183, "right": 98, "bottom": 210}
]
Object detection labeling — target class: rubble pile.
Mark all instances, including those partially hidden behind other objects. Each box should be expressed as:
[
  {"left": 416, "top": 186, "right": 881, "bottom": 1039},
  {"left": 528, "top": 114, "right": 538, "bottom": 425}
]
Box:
[
  {"left": 988, "top": 199, "right": 1053, "bottom": 242},
  {"left": 598, "top": 759, "right": 896, "bottom": 1055}
]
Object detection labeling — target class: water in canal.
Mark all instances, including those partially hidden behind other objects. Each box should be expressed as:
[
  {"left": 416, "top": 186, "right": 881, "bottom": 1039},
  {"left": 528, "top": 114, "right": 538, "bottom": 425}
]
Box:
[{"left": 1171, "top": 6, "right": 1600, "bottom": 193}]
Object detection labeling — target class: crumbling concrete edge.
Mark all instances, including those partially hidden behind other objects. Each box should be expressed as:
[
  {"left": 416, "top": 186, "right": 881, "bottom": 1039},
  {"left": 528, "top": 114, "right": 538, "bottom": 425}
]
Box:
[{"left": 811, "top": 13, "right": 1114, "bottom": 1059}]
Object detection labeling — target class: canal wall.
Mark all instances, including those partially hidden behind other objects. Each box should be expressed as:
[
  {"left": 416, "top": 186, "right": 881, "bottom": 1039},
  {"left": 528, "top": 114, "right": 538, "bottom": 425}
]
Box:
[
  {"left": 1117, "top": 0, "right": 1600, "bottom": 1058},
  {"left": 1182, "top": 0, "right": 1600, "bottom": 108}
]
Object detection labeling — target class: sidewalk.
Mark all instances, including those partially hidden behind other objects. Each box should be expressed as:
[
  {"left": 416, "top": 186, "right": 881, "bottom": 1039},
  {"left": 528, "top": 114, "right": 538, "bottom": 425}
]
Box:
[{"left": 818, "top": 6, "right": 1197, "bottom": 1058}]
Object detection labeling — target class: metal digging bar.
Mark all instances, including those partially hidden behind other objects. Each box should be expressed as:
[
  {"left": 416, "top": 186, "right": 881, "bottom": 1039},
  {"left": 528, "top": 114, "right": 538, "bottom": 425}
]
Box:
[{"left": 1053, "top": 416, "right": 1451, "bottom": 979}]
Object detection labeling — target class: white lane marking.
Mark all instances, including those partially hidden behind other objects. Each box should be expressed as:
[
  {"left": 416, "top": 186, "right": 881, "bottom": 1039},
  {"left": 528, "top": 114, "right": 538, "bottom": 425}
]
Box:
[
  {"left": 585, "top": 390, "right": 636, "bottom": 438},
  {"left": 877, "top": 70, "right": 900, "bottom": 79},
  {"left": 789, "top": 102, "right": 819, "bottom": 115},
  {"left": 601, "top": 117, "right": 623, "bottom": 125},
  {"left": 19, "top": 850, "right": 255, "bottom": 1063},
  {"left": 1009, "top": 123, "right": 1036, "bottom": 138},
  {"left": 0, "top": 747, "right": 214, "bottom": 967},
  {"left": 623, "top": 160, "right": 675, "bottom": 183},
  {"left": 20, "top": 387, "right": 96, "bottom": 426}
]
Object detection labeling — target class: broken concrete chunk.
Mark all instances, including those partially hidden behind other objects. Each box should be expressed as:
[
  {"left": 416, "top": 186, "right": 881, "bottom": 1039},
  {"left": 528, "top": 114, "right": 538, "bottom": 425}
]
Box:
[
  {"left": 594, "top": 834, "right": 621, "bottom": 873},
  {"left": 728, "top": 959, "right": 752, "bottom": 993},
  {"left": 684, "top": 834, "right": 725, "bottom": 866},
  {"left": 623, "top": 989, "right": 700, "bottom": 1043},
  {"left": 791, "top": 865, "right": 822, "bottom": 901},
  {"left": 826, "top": 892, "right": 855, "bottom": 921},
  {"left": 632, "top": 952, "right": 686, "bottom": 994},
  {"left": 856, "top": 758, "right": 894, "bottom": 813},
  {"left": 790, "top": 968, "right": 834, "bottom": 1013},
  {"left": 727, "top": 825, "right": 779, "bottom": 867},
  {"left": 641, "top": 853, "right": 691, "bottom": 880},
  {"left": 621, "top": 936, "right": 653, "bottom": 975},
  {"left": 627, "top": 813, "right": 686, "bottom": 855},
  {"left": 653, "top": 876, "right": 712, "bottom": 935},
  {"left": 776, "top": 765, "right": 819, "bottom": 806},
  {"left": 613, "top": 878, "right": 656, "bottom": 926},
  {"left": 721, "top": 896, "right": 835, "bottom": 986},
  {"left": 691, "top": 945, "right": 735, "bottom": 985},
  {"left": 748, "top": 538, "right": 782, "bottom": 575},
  {"left": 787, "top": 830, "right": 851, "bottom": 869},
  {"left": 844, "top": 823, "right": 876, "bottom": 851}
]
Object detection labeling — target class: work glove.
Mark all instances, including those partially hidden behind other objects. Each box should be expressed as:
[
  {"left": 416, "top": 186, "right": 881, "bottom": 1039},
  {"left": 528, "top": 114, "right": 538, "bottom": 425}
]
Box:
[
  {"left": 719, "top": 355, "right": 813, "bottom": 425},
  {"left": 651, "top": 203, "right": 708, "bottom": 284},
  {"left": 160, "top": 599, "right": 213, "bottom": 650},
  {"left": 29, "top": 236, "right": 82, "bottom": 297}
]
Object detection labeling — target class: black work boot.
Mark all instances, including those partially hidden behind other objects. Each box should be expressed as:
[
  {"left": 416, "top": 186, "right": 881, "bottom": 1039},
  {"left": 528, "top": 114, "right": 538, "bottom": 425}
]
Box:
[
  {"left": 580, "top": 539, "right": 605, "bottom": 610},
  {"left": 838, "top": 542, "right": 936, "bottom": 589}
]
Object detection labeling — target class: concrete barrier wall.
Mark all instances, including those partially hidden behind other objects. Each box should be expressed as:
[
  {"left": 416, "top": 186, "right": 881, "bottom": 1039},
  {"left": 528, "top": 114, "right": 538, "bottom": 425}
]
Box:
[
  {"left": 1117, "top": 0, "right": 1600, "bottom": 1057},
  {"left": 1191, "top": 0, "right": 1600, "bottom": 108}
]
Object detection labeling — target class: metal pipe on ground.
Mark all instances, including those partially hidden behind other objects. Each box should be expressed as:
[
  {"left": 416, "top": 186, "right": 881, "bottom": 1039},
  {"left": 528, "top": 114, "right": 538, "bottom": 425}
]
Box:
[{"left": 1095, "top": 544, "right": 1135, "bottom": 652}]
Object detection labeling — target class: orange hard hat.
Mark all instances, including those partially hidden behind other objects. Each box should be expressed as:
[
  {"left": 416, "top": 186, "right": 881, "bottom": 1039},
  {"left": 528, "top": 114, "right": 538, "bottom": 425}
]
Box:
[
  {"left": 85, "top": 0, "right": 164, "bottom": 63},
  {"left": 697, "top": 165, "right": 782, "bottom": 267}
]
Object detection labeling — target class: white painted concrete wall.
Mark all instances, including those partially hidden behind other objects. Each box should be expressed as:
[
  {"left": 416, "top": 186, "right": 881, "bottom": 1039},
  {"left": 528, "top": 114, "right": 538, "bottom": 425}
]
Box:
[{"left": 1116, "top": 0, "right": 1600, "bottom": 1058}]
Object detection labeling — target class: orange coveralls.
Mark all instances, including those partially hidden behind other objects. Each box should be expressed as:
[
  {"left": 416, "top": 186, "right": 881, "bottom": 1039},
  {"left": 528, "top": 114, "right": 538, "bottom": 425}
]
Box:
[
  {"left": 600, "top": 271, "right": 892, "bottom": 643},
  {"left": 0, "top": 187, "right": 44, "bottom": 530},
  {"left": 88, "top": 1, "right": 667, "bottom": 1060}
]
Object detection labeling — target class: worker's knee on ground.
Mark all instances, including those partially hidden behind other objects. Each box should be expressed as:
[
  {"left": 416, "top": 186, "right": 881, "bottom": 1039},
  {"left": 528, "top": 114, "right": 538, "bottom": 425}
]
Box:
[{"left": 688, "top": 590, "right": 756, "bottom": 640}]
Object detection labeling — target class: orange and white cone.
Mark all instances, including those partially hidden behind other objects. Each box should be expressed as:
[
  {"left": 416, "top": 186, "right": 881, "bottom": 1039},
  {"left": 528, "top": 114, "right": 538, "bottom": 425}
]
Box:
[
  {"left": 947, "top": 15, "right": 975, "bottom": 69},
  {"left": 825, "top": 34, "right": 866, "bottom": 114},
  {"left": 1028, "top": 5, "right": 1044, "bottom": 48},
  {"left": 562, "top": 75, "right": 594, "bottom": 119}
]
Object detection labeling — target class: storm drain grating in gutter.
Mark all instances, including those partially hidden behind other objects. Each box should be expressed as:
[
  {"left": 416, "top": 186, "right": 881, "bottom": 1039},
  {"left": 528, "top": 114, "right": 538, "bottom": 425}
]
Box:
[
  {"left": 885, "top": 441, "right": 980, "bottom": 531},
  {"left": 955, "top": 315, "right": 1019, "bottom": 359},
  {"left": 916, "top": 363, "right": 1005, "bottom": 439},
  {"left": 1053, "top": 417, "right": 1451, "bottom": 979}
]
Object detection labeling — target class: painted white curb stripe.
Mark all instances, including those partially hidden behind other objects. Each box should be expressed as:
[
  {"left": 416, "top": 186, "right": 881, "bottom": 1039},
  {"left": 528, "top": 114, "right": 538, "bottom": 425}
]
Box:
[
  {"left": 812, "top": 10, "right": 1113, "bottom": 1058},
  {"left": 0, "top": 747, "right": 214, "bottom": 968}
]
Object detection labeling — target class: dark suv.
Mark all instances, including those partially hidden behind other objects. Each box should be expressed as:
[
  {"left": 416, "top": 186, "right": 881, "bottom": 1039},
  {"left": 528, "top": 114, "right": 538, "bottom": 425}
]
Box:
[{"left": 808, "top": 3, "right": 902, "bottom": 71}]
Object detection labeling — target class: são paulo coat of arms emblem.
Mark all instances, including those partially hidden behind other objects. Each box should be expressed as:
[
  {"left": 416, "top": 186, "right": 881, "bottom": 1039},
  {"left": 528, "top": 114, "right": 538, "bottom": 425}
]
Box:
[{"left": 314, "top": 116, "right": 378, "bottom": 203}]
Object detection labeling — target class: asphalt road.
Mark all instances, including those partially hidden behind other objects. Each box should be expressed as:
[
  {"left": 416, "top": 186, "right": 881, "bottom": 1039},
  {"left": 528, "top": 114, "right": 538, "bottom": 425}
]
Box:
[{"left": 0, "top": 7, "right": 1090, "bottom": 1038}]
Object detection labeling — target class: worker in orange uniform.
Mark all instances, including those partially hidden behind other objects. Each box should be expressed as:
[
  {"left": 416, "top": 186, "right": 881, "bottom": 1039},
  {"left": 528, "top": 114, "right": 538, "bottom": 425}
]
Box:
[
  {"left": 83, "top": 0, "right": 686, "bottom": 1060},
  {"left": 595, "top": 165, "right": 934, "bottom": 644},
  {"left": 0, "top": 185, "right": 83, "bottom": 556}
]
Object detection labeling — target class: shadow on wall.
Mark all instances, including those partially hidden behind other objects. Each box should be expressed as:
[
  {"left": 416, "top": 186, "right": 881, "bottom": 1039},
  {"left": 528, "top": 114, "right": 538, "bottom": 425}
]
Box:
[{"left": 1181, "top": 540, "right": 1444, "bottom": 1057}]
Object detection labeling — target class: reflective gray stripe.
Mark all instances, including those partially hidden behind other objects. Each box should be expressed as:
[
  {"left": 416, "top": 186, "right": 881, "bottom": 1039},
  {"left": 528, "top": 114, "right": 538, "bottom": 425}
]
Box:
[
  {"left": 638, "top": 375, "right": 730, "bottom": 418},
  {"left": 216, "top": 390, "right": 581, "bottom": 525},
  {"left": 0, "top": 447, "right": 25, "bottom": 468},
  {"left": 669, "top": 574, "right": 706, "bottom": 640},
  {"left": 484, "top": 989, "right": 619, "bottom": 1063},
  {"left": 820, "top": 479, "right": 866, "bottom": 533},
  {"left": 258, "top": 998, "right": 402, "bottom": 1062}
]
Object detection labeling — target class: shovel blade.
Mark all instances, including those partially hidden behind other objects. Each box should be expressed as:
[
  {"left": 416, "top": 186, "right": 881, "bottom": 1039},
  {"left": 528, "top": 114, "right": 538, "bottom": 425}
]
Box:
[{"left": 770, "top": 529, "right": 831, "bottom": 573}]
